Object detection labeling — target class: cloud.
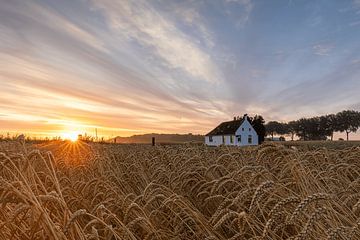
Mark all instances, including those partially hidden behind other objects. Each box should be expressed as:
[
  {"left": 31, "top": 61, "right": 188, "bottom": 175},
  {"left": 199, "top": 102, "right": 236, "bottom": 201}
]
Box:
[
  {"left": 352, "top": 59, "right": 360, "bottom": 64},
  {"left": 308, "top": 16, "right": 323, "bottom": 27},
  {"left": 225, "top": 0, "right": 253, "bottom": 27},
  {"left": 353, "top": 0, "right": 360, "bottom": 14},
  {"left": 0, "top": 0, "right": 231, "bottom": 136},
  {"left": 172, "top": 6, "right": 215, "bottom": 48},
  {"left": 350, "top": 20, "right": 360, "bottom": 26},
  {"left": 90, "top": 0, "right": 221, "bottom": 84},
  {"left": 260, "top": 59, "right": 360, "bottom": 120},
  {"left": 0, "top": 0, "right": 359, "bottom": 139},
  {"left": 312, "top": 44, "right": 334, "bottom": 56}
]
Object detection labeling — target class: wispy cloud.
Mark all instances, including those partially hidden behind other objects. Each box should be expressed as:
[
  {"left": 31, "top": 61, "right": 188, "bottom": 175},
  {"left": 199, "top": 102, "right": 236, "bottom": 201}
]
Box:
[
  {"left": 0, "top": 0, "right": 359, "bottom": 139},
  {"left": 312, "top": 44, "right": 334, "bottom": 56},
  {"left": 0, "top": 0, "right": 231, "bottom": 136},
  {"left": 172, "top": 5, "right": 215, "bottom": 48},
  {"left": 225, "top": 0, "right": 253, "bottom": 27},
  {"left": 90, "top": 0, "right": 221, "bottom": 84},
  {"left": 353, "top": 0, "right": 360, "bottom": 14},
  {"left": 350, "top": 20, "right": 360, "bottom": 26}
]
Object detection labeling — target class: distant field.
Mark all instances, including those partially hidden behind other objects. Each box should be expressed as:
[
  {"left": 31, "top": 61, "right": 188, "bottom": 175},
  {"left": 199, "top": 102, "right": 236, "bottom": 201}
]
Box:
[
  {"left": 281, "top": 140, "right": 360, "bottom": 150},
  {"left": 0, "top": 140, "right": 359, "bottom": 239}
]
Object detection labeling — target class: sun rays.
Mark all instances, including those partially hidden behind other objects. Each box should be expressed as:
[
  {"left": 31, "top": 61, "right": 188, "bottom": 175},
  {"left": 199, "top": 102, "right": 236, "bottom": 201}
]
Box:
[
  {"left": 61, "top": 131, "right": 80, "bottom": 142},
  {"left": 37, "top": 138, "right": 93, "bottom": 166}
]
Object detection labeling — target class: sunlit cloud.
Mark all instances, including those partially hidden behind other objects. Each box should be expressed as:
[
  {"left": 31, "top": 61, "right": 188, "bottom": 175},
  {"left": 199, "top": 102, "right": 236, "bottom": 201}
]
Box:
[{"left": 0, "top": 0, "right": 359, "bottom": 139}]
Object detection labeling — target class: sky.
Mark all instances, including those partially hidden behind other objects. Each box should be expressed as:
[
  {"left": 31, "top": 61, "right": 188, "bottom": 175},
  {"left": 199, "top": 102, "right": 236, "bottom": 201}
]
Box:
[{"left": 0, "top": 0, "right": 360, "bottom": 139}]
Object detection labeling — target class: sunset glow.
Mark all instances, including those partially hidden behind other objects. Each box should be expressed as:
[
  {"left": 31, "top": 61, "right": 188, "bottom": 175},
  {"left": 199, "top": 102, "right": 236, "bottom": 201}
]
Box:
[
  {"left": 0, "top": 0, "right": 359, "bottom": 139},
  {"left": 62, "top": 132, "right": 79, "bottom": 142}
]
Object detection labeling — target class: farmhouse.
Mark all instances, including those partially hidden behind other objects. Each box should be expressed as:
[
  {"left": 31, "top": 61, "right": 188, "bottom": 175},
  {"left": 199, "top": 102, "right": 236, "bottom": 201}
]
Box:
[{"left": 205, "top": 115, "right": 259, "bottom": 146}]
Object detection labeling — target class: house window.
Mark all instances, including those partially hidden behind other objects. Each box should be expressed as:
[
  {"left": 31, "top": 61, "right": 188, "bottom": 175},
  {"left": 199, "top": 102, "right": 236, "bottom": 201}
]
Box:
[
  {"left": 230, "top": 135, "right": 234, "bottom": 144},
  {"left": 222, "top": 135, "right": 225, "bottom": 143},
  {"left": 209, "top": 136, "right": 213, "bottom": 142},
  {"left": 249, "top": 128, "right": 251, "bottom": 131},
  {"left": 237, "top": 135, "right": 241, "bottom": 143},
  {"left": 248, "top": 135, "right": 252, "bottom": 144},
  {"left": 242, "top": 128, "right": 244, "bottom": 131}
]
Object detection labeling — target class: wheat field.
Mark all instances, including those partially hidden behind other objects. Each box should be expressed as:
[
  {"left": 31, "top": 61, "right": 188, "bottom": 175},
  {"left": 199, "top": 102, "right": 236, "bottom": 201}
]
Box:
[{"left": 0, "top": 140, "right": 359, "bottom": 240}]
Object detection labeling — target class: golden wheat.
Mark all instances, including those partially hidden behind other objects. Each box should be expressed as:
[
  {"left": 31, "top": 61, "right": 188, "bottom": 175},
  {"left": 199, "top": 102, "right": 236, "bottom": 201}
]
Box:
[{"left": 0, "top": 140, "right": 359, "bottom": 239}]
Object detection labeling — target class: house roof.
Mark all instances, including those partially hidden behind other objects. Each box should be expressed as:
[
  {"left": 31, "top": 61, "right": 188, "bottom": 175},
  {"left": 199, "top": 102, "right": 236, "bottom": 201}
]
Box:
[{"left": 206, "top": 118, "right": 245, "bottom": 136}]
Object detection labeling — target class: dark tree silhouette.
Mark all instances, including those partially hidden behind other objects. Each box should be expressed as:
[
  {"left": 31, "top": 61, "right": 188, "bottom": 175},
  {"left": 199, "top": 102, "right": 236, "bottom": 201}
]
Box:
[
  {"left": 293, "top": 118, "right": 309, "bottom": 140},
  {"left": 287, "top": 121, "right": 297, "bottom": 141},
  {"left": 319, "top": 115, "right": 336, "bottom": 140},
  {"left": 249, "top": 115, "right": 266, "bottom": 144},
  {"left": 335, "top": 110, "right": 360, "bottom": 141},
  {"left": 263, "top": 109, "right": 360, "bottom": 141},
  {"left": 265, "top": 121, "right": 287, "bottom": 140}
]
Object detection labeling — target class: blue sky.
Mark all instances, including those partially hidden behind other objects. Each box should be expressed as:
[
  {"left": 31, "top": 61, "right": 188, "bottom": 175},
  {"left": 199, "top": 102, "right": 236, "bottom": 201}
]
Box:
[{"left": 0, "top": 0, "right": 359, "bottom": 138}]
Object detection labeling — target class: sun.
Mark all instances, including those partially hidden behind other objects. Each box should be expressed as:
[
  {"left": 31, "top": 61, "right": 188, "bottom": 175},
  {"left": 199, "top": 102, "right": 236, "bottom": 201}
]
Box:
[{"left": 62, "top": 131, "right": 79, "bottom": 142}]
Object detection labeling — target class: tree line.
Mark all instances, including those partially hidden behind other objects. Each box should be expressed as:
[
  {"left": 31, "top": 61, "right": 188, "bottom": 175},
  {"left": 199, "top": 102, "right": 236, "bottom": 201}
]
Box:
[{"left": 265, "top": 110, "right": 360, "bottom": 141}]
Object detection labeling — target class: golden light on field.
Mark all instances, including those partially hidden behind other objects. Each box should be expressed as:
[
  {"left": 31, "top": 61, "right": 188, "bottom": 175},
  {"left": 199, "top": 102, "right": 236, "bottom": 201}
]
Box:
[{"left": 61, "top": 131, "right": 79, "bottom": 142}]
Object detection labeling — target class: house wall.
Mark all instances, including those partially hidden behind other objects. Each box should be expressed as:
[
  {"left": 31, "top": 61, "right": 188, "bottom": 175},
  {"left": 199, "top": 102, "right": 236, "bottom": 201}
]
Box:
[
  {"left": 205, "top": 135, "right": 237, "bottom": 146},
  {"left": 205, "top": 135, "right": 223, "bottom": 146},
  {"left": 224, "top": 135, "right": 236, "bottom": 145},
  {"left": 235, "top": 119, "right": 259, "bottom": 146},
  {"left": 205, "top": 118, "right": 259, "bottom": 147}
]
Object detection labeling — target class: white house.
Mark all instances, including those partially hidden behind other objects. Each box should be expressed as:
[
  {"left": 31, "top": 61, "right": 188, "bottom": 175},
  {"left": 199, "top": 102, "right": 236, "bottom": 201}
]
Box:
[{"left": 205, "top": 115, "right": 259, "bottom": 146}]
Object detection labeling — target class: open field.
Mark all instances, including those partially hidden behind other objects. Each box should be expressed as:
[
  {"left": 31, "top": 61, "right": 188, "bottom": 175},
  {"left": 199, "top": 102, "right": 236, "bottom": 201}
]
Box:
[
  {"left": 281, "top": 140, "right": 360, "bottom": 150},
  {"left": 0, "top": 140, "right": 360, "bottom": 239}
]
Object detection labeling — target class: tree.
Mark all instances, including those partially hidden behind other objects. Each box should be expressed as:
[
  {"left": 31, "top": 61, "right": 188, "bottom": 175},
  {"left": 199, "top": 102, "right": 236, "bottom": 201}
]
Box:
[
  {"left": 294, "top": 118, "right": 309, "bottom": 140},
  {"left": 265, "top": 121, "right": 286, "bottom": 140},
  {"left": 277, "top": 122, "right": 290, "bottom": 136},
  {"left": 287, "top": 121, "right": 298, "bottom": 141},
  {"left": 291, "top": 117, "right": 329, "bottom": 141},
  {"left": 250, "top": 115, "right": 266, "bottom": 144},
  {"left": 335, "top": 110, "right": 360, "bottom": 141},
  {"left": 320, "top": 114, "right": 337, "bottom": 141},
  {"left": 307, "top": 117, "right": 327, "bottom": 140},
  {"left": 262, "top": 109, "right": 360, "bottom": 142}
]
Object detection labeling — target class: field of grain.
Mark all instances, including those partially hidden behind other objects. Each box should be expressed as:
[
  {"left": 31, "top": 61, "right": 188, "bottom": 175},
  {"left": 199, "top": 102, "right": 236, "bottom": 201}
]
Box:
[
  {"left": 0, "top": 140, "right": 360, "bottom": 240},
  {"left": 281, "top": 140, "right": 360, "bottom": 151}
]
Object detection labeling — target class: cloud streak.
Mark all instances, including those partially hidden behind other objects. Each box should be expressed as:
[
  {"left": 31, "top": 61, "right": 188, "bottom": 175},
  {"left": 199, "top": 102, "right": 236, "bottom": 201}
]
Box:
[
  {"left": 0, "top": 0, "right": 359, "bottom": 139},
  {"left": 90, "top": 0, "right": 222, "bottom": 84}
]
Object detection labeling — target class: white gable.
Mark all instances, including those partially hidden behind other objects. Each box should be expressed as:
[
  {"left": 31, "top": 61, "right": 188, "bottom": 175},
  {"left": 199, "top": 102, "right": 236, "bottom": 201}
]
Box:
[
  {"left": 235, "top": 118, "right": 256, "bottom": 135},
  {"left": 205, "top": 117, "right": 259, "bottom": 146}
]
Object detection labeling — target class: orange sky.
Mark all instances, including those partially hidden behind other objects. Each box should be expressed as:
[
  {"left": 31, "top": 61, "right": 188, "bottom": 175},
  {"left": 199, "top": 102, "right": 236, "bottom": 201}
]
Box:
[{"left": 1, "top": 0, "right": 360, "bottom": 140}]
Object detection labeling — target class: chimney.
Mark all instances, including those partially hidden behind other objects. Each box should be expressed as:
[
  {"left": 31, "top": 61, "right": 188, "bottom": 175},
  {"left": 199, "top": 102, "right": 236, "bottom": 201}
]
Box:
[
  {"left": 234, "top": 116, "right": 236, "bottom": 121},
  {"left": 243, "top": 113, "right": 248, "bottom": 120}
]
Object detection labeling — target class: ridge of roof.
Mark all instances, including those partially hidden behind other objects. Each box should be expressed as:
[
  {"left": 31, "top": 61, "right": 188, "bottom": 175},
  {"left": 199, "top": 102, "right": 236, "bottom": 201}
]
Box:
[{"left": 205, "top": 118, "right": 245, "bottom": 136}]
